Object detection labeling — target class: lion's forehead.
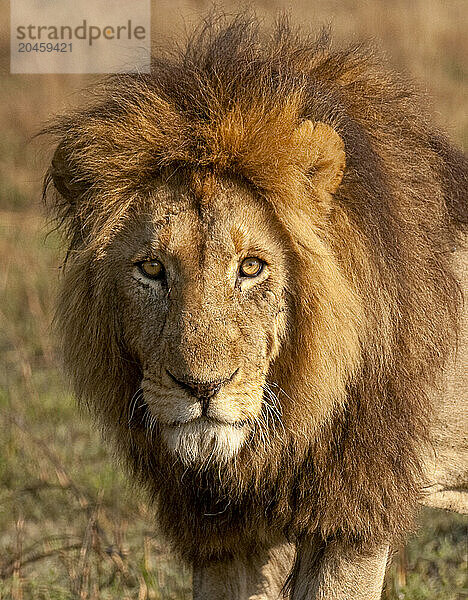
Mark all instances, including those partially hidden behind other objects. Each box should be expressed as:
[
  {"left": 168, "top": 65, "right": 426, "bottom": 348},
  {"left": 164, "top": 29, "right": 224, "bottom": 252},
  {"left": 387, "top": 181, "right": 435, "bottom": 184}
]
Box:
[{"left": 126, "top": 178, "right": 285, "bottom": 271}]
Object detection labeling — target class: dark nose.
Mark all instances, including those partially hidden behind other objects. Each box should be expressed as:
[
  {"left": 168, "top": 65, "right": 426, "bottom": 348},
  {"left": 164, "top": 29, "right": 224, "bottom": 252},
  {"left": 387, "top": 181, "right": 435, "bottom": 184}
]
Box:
[{"left": 166, "top": 370, "right": 236, "bottom": 404}]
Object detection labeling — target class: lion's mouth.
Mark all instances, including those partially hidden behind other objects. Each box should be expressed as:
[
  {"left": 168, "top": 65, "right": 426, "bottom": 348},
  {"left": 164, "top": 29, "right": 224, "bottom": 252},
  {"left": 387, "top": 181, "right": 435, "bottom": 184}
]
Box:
[{"left": 164, "top": 416, "right": 249, "bottom": 429}]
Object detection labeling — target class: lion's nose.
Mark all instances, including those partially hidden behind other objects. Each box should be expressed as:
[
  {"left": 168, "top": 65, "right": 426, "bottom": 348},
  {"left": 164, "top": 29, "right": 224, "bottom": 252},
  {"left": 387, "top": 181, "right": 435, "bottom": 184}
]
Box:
[{"left": 166, "top": 370, "right": 236, "bottom": 404}]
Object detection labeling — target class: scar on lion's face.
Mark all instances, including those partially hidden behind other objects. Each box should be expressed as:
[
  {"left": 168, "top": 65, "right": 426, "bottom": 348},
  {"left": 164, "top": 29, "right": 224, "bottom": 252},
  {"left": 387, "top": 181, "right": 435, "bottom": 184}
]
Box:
[{"left": 110, "top": 176, "right": 289, "bottom": 465}]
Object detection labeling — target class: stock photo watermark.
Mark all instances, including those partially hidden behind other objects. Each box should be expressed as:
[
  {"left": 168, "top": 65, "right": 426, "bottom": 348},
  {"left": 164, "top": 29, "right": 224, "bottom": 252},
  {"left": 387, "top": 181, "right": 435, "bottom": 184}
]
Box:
[{"left": 11, "top": 0, "right": 151, "bottom": 73}]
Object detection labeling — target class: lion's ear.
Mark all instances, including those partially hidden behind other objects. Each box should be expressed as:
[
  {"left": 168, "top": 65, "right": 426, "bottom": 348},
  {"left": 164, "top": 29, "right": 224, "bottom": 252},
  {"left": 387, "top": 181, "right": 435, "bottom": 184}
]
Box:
[
  {"left": 293, "top": 120, "right": 346, "bottom": 194},
  {"left": 44, "top": 143, "right": 93, "bottom": 250},
  {"left": 49, "top": 144, "right": 85, "bottom": 201}
]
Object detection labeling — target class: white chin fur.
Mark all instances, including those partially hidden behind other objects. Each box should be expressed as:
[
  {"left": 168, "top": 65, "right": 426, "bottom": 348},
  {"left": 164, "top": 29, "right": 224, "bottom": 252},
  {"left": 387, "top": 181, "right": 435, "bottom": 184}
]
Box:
[{"left": 161, "top": 419, "right": 247, "bottom": 467}]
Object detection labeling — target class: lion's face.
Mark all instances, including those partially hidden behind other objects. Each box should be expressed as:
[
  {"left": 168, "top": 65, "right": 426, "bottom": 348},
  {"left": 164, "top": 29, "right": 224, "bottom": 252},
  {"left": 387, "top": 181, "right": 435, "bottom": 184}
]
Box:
[{"left": 111, "top": 175, "right": 288, "bottom": 466}]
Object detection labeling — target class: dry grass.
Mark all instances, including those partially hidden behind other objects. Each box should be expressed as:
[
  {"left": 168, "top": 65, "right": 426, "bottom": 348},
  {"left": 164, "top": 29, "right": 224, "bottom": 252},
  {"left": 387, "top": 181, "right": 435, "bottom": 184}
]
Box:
[{"left": 0, "top": 1, "right": 466, "bottom": 598}]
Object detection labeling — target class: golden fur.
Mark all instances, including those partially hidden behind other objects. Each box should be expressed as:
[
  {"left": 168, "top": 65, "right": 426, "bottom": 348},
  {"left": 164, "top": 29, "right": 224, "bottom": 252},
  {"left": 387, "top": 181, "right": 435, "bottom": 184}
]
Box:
[{"left": 43, "top": 14, "right": 467, "bottom": 576}]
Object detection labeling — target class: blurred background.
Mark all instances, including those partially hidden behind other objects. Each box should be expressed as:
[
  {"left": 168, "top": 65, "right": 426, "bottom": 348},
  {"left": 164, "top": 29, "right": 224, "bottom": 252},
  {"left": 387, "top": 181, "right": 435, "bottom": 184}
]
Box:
[{"left": 0, "top": 1, "right": 466, "bottom": 598}]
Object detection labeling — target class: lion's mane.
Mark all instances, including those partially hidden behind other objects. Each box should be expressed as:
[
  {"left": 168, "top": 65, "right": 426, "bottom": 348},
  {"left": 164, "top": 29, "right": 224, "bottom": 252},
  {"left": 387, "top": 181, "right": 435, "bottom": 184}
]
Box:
[{"left": 44, "top": 15, "right": 467, "bottom": 564}]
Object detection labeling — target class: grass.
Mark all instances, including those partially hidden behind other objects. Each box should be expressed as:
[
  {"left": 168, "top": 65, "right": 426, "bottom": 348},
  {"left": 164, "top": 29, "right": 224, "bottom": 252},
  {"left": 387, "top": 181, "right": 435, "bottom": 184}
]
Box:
[{"left": 0, "top": 1, "right": 467, "bottom": 598}]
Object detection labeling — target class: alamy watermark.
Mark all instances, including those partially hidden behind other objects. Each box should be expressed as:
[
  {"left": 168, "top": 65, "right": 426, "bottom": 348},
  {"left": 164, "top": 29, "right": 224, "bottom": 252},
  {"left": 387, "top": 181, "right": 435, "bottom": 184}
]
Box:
[{"left": 11, "top": 0, "right": 151, "bottom": 74}]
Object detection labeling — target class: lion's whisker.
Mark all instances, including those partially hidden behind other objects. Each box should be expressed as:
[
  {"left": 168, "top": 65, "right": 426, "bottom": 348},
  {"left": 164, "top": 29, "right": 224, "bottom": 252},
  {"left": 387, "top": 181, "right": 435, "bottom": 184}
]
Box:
[
  {"left": 267, "top": 381, "right": 294, "bottom": 405},
  {"left": 127, "top": 388, "right": 144, "bottom": 426}
]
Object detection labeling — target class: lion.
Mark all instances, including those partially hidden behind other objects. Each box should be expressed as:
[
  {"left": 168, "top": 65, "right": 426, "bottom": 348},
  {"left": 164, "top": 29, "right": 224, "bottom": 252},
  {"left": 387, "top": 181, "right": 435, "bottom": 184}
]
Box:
[{"left": 43, "top": 15, "right": 468, "bottom": 599}]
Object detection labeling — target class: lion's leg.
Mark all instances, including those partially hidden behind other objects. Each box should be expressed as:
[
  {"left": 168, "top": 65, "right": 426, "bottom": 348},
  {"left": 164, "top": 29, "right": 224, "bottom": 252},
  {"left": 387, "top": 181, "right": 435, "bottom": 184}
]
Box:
[
  {"left": 290, "top": 538, "right": 389, "bottom": 600},
  {"left": 192, "top": 542, "right": 295, "bottom": 600}
]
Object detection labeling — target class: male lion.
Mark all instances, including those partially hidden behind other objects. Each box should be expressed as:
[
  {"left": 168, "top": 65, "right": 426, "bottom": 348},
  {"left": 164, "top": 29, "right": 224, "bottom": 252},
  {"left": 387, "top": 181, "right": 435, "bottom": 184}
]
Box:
[{"left": 43, "top": 15, "right": 467, "bottom": 600}]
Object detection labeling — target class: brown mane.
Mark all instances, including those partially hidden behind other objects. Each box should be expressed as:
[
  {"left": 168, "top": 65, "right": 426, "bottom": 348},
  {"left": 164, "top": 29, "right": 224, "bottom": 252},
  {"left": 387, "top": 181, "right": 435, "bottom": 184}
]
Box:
[{"left": 43, "top": 14, "right": 467, "bottom": 565}]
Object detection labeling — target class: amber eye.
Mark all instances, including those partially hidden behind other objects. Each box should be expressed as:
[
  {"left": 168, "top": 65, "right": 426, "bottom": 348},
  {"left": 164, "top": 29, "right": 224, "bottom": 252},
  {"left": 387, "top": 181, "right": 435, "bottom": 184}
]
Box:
[
  {"left": 138, "top": 259, "right": 164, "bottom": 279},
  {"left": 239, "top": 257, "right": 264, "bottom": 278}
]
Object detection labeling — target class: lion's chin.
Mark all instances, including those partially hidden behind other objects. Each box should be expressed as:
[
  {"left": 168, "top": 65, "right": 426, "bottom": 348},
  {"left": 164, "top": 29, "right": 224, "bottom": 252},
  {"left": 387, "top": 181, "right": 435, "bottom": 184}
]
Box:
[{"left": 161, "top": 418, "right": 248, "bottom": 467}]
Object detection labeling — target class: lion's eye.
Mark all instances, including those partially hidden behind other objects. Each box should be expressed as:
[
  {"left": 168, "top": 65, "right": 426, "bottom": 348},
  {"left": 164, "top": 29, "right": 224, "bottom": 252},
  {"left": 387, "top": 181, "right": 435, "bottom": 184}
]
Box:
[
  {"left": 239, "top": 257, "right": 264, "bottom": 278},
  {"left": 138, "top": 259, "right": 164, "bottom": 279}
]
